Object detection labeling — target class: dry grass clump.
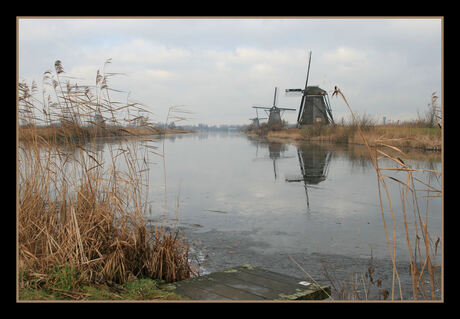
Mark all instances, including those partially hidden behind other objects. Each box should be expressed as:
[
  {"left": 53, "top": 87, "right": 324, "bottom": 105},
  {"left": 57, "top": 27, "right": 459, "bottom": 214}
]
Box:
[
  {"left": 245, "top": 121, "right": 288, "bottom": 136},
  {"left": 18, "top": 60, "right": 196, "bottom": 292},
  {"left": 296, "top": 122, "right": 441, "bottom": 151},
  {"left": 249, "top": 115, "right": 441, "bottom": 151}
]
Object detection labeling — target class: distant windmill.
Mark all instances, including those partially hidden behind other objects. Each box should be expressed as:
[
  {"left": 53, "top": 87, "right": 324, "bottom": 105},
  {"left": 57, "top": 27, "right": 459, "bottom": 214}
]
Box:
[
  {"left": 253, "top": 87, "right": 296, "bottom": 127},
  {"left": 285, "top": 51, "right": 334, "bottom": 127},
  {"left": 249, "top": 108, "right": 267, "bottom": 128}
]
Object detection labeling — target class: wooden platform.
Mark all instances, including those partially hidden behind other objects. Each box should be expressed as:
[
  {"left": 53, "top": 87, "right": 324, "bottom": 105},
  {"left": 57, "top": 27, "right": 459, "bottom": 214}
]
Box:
[{"left": 166, "top": 264, "right": 331, "bottom": 301}]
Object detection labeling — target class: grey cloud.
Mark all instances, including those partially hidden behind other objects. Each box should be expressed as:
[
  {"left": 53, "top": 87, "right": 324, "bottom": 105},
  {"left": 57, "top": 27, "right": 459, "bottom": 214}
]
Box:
[{"left": 18, "top": 17, "right": 442, "bottom": 125}]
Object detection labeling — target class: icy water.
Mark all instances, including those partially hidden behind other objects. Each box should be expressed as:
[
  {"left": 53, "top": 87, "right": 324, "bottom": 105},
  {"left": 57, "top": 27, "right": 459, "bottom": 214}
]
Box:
[
  {"left": 59, "top": 131, "right": 442, "bottom": 300},
  {"left": 144, "top": 131, "right": 442, "bottom": 300}
]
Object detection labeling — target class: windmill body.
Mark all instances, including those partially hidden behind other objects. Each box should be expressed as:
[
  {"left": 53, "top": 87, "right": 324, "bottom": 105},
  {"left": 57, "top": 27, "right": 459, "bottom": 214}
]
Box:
[
  {"left": 298, "top": 86, "right": 334, "bottom": 125},
  {"left": 267, "top": 107, "right": 282, "bottom": 126}
]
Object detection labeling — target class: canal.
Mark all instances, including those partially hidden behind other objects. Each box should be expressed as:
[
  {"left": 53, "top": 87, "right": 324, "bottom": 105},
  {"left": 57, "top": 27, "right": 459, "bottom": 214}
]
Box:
[{"left": 142, "top": 131, "right": 442, "bottom": 300}]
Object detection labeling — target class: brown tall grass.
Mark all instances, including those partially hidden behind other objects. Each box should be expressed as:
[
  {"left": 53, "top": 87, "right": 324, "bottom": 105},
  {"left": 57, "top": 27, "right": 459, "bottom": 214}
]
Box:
[
  {"left": 329, "top": 87, "right": 442, "bottom": 300},
  {"left": 18, "top": 60, "right": 196, "bottom": 293},
  {"left": 251, "top": 122, "right": 442, "bottom": 151}
]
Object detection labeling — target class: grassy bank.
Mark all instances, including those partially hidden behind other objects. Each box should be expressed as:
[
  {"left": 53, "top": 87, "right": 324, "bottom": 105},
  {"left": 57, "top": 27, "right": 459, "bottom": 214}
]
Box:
[
  {"left": 18, "top": 124, "right": 193, "bottom": 144},
  {"left": 18, "top": 274, "right": 184, "bottom": 301},
  {"left": 247, "top": 124, "right": 441, "bottom": 151}
]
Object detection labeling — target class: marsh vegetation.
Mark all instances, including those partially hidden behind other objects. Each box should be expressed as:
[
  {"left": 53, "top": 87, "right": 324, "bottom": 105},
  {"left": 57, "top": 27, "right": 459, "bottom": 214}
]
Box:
[{"left": 17, "top": 60, "right": 196, "bottom": 300}]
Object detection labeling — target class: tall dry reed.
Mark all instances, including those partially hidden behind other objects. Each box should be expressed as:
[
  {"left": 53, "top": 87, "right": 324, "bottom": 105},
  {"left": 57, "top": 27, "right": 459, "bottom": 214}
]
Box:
[
  {"left": 18, "top": 60, "right": 196, "bottom": 291},
  {"left": 330, "top": 87, "right": 442, "bottom": 300}
]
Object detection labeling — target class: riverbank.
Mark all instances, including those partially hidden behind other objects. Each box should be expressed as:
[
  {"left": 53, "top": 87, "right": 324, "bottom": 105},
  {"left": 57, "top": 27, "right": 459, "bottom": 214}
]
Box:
[
  {"left": 18, "top": 125, "right": 194, "bottom": 142},
  {"left": 247, "top": 125, "right": 442, "bottom": 152},
  {"left": 18, "top": 277, "right": 184, "bottom": 301}
]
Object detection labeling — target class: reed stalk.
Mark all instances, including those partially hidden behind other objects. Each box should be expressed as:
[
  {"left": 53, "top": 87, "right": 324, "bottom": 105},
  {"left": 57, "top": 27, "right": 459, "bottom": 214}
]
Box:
[
  {"left": 326, "top": 87, "right": 442, "bottom": 300},
  {"left": 18, "top": 60, "right": 196, "bottom": 295}
]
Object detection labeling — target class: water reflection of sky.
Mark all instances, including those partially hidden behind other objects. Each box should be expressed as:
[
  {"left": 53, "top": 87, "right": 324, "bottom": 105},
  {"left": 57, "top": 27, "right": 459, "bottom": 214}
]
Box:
[
  {"left": 142, "top": 132, "right": 441, "bottom": 262},
  {"left": 51, "top": 132, "right": 439, "bottom": 262}
]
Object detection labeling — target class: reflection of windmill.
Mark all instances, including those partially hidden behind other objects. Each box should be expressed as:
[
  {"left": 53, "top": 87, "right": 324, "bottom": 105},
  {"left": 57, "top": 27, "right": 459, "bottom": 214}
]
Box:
[
  {"left": 249, "top": 108, "right": 267, "bottom": 128},
  {"left": 253, "top": 87, "right": 296, "bottom": 126},
  {"left": 268, "top": 142, "right": 285, "bottom": 180},
  {"left": 285, "top": 143, "right": 332, "bottom": 208},
  {"left": 285, "top": 51, "right": 334, "bottom": 127},
  {"left": 252, "top": 140, "right": 293, "bottom": 180}
]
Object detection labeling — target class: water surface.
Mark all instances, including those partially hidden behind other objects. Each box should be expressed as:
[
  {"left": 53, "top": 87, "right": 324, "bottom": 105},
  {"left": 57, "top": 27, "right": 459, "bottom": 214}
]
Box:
[
  {"left": 143, "top": 132, "right": 442, "bottom": 296},
  {"left": 47, "top": 131, "right": 442, "bottom": 299}
]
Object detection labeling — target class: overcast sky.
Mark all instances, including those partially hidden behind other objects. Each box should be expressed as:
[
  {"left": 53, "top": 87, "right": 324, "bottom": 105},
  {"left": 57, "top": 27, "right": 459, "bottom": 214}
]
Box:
[{"left": 18, "top": 17, "right": 442, "bottom": 126}]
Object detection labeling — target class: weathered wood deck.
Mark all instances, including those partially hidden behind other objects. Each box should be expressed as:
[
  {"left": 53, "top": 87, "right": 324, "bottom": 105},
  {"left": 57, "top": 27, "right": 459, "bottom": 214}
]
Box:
[{"left": 166, "top": 264, "right": 331, "bottom": 301}]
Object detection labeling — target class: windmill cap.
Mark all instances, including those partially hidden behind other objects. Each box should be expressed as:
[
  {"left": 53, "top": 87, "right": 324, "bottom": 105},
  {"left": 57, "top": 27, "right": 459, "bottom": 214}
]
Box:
[{"left": 305, "top": 86, "right": 327, "bottom": 95}]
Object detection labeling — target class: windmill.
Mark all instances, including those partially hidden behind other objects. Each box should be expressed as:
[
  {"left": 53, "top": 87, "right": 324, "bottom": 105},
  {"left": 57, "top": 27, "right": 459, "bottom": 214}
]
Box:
[
  {"left": 249, "top": 108, "right": 267, "bottom": 128},
  {"left": 253, "top": 87, "right": 296, "bottom": 127},
  {"left": 285, "top": 51, "right": 334, "bottom": 127}
]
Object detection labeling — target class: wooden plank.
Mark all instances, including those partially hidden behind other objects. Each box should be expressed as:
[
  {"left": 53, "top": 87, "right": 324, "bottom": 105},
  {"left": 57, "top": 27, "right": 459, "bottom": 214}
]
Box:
[
  {"left": 173, "top": 276, "right": 265, "bottom": 300},
  {"left": 166, "top": 265, "right": 330, "bottom": 301},
  {"left": 208, "top": 270, "right": 302, "bottom": 299},
  {"left": 238, "top": 265, "right": 311, "bottom": 286},
  {"left": 236, "top": 267, "right": 332, "bottom": 300},
  {"left": 212, "top": 266, "right": 330, "bottom": 300},
  {"left": 174, "top": 284, "right": 228, "bottom": 300},
  {"left": 205, "top": 272, "right": 282, "bottom": 299}
]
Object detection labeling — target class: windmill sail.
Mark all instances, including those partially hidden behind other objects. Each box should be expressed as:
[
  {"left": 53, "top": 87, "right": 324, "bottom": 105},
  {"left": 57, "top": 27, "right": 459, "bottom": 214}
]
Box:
[{"left": 297, "top": 51, "right": 312, "bottom": 126}]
